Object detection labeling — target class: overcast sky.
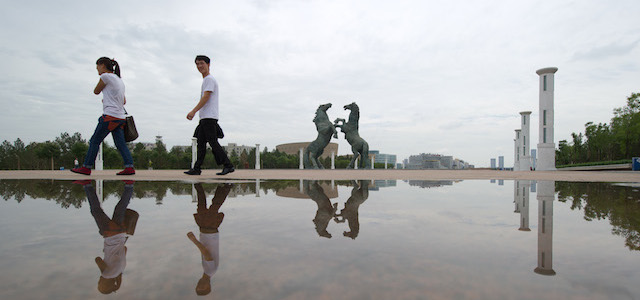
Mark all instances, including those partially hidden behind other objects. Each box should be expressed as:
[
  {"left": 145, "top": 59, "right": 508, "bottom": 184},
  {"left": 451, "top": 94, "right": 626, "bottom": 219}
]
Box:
[{"left": 1, "top": 0, "right": 638, "bottom": 167}]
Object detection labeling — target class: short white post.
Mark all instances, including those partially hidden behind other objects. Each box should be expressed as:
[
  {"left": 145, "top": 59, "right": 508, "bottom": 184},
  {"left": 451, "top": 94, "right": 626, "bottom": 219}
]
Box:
[
  {"left": 191, "top": 137, "right": 197, "bottom": 168},
  {"left": 255, "top": 144, "right": 260, "bottom": 169},
  {"left": 96, "top": 143, "right": 103, "bottom": 170},
  {"left": 299, "top": 148, "right": 304, "bottom": 169}
]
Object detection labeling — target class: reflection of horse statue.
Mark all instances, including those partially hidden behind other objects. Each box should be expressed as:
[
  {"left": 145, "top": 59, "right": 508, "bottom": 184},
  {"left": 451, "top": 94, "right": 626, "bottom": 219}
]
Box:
[
  {"left": 334, "top": 102, "right": 370, "bottom": 169},
  {"left": 304, "top": 103, "right": 337, "bottom": 169},
  {"left": 303, "top": 180, "right": 338, "bottom": 238},
  {"left": 334, "top": 180, "right": 369, "bottom": 239}
]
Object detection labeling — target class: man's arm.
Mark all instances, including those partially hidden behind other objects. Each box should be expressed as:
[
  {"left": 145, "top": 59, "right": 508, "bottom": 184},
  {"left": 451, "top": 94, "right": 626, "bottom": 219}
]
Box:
[{"left": 187, "top": 91, "right": 212, "bottom": 120}]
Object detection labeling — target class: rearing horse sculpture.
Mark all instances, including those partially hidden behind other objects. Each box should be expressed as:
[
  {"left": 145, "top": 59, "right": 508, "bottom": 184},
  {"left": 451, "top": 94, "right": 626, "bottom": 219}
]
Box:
[
  {"left": 334, "top": 102, "right": 370, "bottom": 169},
  {"left": 304, "top": 103, "right": 337, "bottom": 169}
]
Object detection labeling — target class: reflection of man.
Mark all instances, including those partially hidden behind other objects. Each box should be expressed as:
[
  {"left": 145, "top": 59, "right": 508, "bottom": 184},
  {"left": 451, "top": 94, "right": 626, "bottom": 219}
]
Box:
[
  {"left": 336, "top": 180, "right": 369, "bottom": 239},
  {"left": 187, "top": 183, "right": 232, "bottom": 296},
  {"left": 303, "top": 180, "right": 337, "bottom": 238},
  {"left": 75, "top": 180, "right": 137, "bottom": 294}
]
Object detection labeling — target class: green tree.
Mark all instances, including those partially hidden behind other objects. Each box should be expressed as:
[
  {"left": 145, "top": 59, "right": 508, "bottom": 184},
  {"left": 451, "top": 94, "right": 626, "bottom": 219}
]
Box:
[{"left": 35, "top": 141, "right": 61, "bottom": 170}]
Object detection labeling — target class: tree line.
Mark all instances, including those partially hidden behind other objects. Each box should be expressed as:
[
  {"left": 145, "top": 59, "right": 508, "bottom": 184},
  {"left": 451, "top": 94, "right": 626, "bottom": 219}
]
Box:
[
  {"left": 0, "top": 133, "right": 390, "bottom": 170},
  {"left": 556, "top": 92, "right": 640, "bottom": 167}
]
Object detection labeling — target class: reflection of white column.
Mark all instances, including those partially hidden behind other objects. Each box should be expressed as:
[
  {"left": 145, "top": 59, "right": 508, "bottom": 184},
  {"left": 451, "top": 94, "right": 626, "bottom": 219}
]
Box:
[
  {"left": 515, "top": 180, "right": 531, "bottom": 231},
  {"left": 520, "top": 111, "right": 532, "bottom": 171},
  {"left": 537, "top": 67, "right": 558, "bottom": 171},
  {"left": 299, "top": 179, "right": 303, "bottom": 193},
  {"left": 535, "top": 180, "right": 556, "bottom": 276},
  {"left": 299, "top": 148, "right": 304, "bottom": 169},
  {"left": 514, "top": 130, "right": 521, "bottom": 171},
  {"left": 191, "top": 137, "right": 197, "bottom": 168},
  {"left": 97, "top": 179, "right": 104, "bottom": 202},
  {"left": 255, "top": 179, "right": 260, "bottom": 197},
  {"left": 331, "top": 151, "right": 335, "bottom": 169},
  {"left": 96, "top": 143, "right": 104, "bottom": 170},
  {"left": 255, "top": 144, "right": 260, "bottom": 169},
  {"left": 191, "top": 183, "right": 197, "bottom": 203}
]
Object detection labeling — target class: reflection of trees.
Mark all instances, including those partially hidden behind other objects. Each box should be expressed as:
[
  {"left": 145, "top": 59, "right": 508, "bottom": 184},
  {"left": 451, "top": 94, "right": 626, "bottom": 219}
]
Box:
[
  {"left": 0, "top": 179, "right": 86, "bottom": 208},
  {"left": 556, "top": 182, "right": 640, "bottom": 251},
  {"left": 0, "top": 179, "right": 310, "bottom": 208}
]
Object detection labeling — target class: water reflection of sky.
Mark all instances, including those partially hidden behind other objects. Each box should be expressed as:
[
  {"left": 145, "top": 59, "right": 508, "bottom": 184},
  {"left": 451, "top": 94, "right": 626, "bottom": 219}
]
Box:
[{"left": 0, "top": 179, "right": 638, "bottom": 300}]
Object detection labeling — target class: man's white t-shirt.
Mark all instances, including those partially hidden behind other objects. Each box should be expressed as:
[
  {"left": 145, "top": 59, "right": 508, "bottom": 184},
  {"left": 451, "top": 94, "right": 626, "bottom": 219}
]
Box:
[
  {"left": 100, "top": 73, "right": 126, "bottom": 119},
  {"left": 101, "top": 233, "right": 127, "bottom": 279},
  {"left": 200, "top": 232, "right": 220, "bottom": 277},
  {"left": 199, "top": 74, "right": 219, "bottom": 120}
]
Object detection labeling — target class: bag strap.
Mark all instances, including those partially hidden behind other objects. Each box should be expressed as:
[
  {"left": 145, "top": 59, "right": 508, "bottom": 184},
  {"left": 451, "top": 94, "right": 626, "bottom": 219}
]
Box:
[{"left": 124, "top": 107, "right": 129, "bottom": 115}]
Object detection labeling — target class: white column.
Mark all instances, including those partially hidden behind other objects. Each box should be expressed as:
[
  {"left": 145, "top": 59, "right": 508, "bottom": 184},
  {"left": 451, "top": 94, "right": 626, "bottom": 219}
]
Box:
[
  {"left": 371, "top": 156, "right": 375, "bottom": 169},
  {"left": 385, "top": 157, "right": 388, "bottom": 169},
  {"left": 299, "top": 148, "right": 304, "bottom": 169},
  {"left": 514, "top": 130, "right": 521, "bottom": 171},
  {"left": 535, "top": 180, "right": 555, "bottom": 276},
  {"left": 355, "top": 157, "right": 358, "bottom": 169},
  {"left": 520, "top": 111, "right": 532, "bottom": 171},
  {"left": 255, "top": 144, "right": 260, "bottom": 169},
  {"left": 537, "top": 67, "right": 558, "bottom": 171},
  {"left": 95, "top": 143, "right": 104, "bottom": 170},
  {"left": 331, "top": 151, "right": 335, "bottom": 169},
  {"left": 191, "top": 137, "right": 197, "bottom": 168}
]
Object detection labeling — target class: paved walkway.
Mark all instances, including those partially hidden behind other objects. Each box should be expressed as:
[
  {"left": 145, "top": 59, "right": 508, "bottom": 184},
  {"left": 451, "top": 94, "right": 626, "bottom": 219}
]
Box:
[{"left": 1, "top": 169, "right": 640, "bottom": 182}]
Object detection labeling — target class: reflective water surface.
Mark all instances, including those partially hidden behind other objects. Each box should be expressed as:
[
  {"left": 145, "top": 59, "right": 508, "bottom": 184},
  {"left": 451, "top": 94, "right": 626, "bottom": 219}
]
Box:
[{"left": 0, "top": 179, "right": 639, "bottom": 300}]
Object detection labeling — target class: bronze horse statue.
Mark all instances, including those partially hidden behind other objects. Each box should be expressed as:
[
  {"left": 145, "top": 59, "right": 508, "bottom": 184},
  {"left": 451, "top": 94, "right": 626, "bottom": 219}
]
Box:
[
  {"left": 334, "top": 102, "right": 370, "bottom": 169},
  {"left": 304, "top": 103, "right": 337, "bottom": 169}
]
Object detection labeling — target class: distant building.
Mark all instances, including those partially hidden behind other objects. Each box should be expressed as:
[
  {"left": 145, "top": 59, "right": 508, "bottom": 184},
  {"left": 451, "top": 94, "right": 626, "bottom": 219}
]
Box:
[
  {"left": 276, "top": 142, "right": 338, "bottom": 158},
  {"left": 406, "top": 153, "right": 470, "bottom": 170},
  {"left": 370, "top": 150, "right": 397, "bottom": 167},
  {"left": 223, "top": 143, "right": 255, "bottom": 156}
]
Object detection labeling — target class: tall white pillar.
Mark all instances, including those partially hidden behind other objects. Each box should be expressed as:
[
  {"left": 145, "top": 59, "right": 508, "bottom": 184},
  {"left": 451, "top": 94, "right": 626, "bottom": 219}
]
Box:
[
  {"left": 520, "top": 111, "right": 532, "bottom": 171},
  {"left": 384, "top": 157, "right": 388, "bottom": 169},
  {"left": 255, "top": 144, "right": 260, "bottom": 169},
  {"left": 355, "top": 157, "right": 359, "bottom": 169},
  {"left": 191, "top": 137, "right": 197, "bottom": 168},
  {"left": 535, "top": 180, "right": 556, "bottom": 276},
  {"left": 371, "top": 156, "right": 375, "bottom": 169},
  {"left": 514, "top": 130, "right": 521, "bottom": 171},
  {"left": 537, "top": 67, "right": 558, "bottom": 171},
  {"left": 96, "top": 143, "right": 104, "bottom": 170},
  {"left": 331, "top": 151, "right": 335, "bottom": 169},
  {"left": 299, "top": 148, "right": 304, "bottom": 169}
]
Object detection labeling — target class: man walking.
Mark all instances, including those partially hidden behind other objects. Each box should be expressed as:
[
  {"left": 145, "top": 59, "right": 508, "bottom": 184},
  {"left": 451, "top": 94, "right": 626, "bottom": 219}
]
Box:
[{"left": 185, "top": 55, "right": 234, "bottom": 176}]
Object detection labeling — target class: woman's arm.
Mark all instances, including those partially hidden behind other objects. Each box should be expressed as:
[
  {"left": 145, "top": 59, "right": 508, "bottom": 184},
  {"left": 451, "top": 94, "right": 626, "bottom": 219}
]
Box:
[{"left": 94, "top": 79, "right": 106, "bottom": 95}]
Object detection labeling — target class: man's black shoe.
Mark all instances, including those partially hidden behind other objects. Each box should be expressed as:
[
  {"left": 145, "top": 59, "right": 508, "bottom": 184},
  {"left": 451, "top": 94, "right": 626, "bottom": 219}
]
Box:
[
  {"left": 184, "top": 169, "right": 201, "bottom": 175},
  {"left": 216, "top": 167, "right": 235, "bottom": 176}
]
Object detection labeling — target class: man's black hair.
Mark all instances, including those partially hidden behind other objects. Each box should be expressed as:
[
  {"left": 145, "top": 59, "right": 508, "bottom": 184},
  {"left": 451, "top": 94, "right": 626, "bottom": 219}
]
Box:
[{"left": 195, "top": 55, "right": 210, "bottom": 64}]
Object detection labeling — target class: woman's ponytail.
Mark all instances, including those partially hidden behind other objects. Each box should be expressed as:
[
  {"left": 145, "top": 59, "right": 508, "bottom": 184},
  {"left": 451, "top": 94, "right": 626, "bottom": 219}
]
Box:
[{"left": 96, "top": 57, "right": 121, "bottom": 77}]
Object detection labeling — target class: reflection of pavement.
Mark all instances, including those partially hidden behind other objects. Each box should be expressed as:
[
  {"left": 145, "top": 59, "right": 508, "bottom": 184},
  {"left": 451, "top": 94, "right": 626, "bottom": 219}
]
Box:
[{"left": 4, "top": 169, "right": 640, "bottom": 182}]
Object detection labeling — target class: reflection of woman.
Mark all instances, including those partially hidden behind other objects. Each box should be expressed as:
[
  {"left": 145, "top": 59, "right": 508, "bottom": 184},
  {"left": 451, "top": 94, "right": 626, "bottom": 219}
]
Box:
[
  {"left": 76, "top": 180, "right": 137, "bottom": 294},
  {"left": 71, "top": 57, "right": 135, "bottom": 176},
  {"left": 187, "top": 183, "right": 232, "bottom": 296}
]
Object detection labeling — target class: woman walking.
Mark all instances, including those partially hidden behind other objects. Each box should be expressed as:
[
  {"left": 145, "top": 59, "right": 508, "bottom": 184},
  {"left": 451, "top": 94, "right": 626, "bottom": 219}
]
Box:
[{"left": 72, "top": 57, "right": 135, "bottom": 175}]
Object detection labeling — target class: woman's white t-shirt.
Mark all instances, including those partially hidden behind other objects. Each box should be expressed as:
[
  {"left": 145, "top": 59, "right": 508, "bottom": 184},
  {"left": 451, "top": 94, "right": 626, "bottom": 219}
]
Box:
[{"left": 100, "top": 73, "right": 126, "bottom": 119}]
